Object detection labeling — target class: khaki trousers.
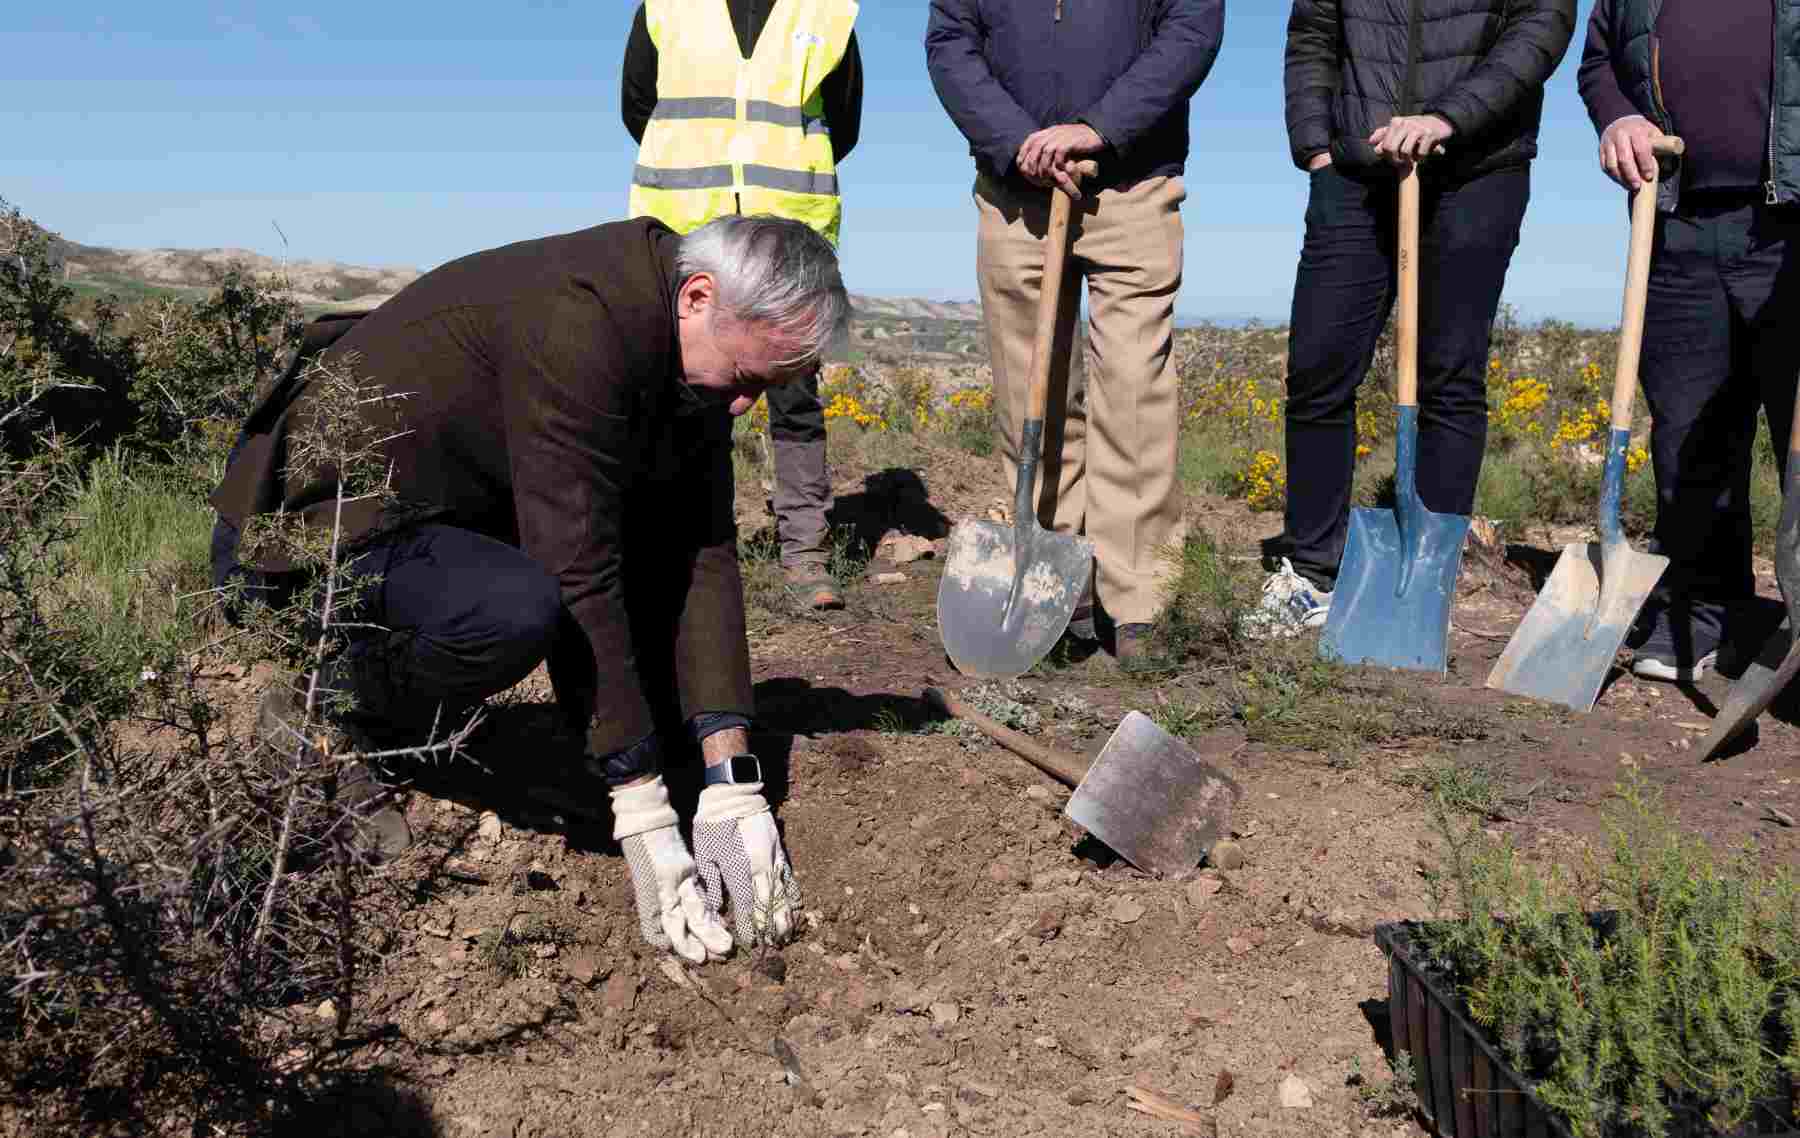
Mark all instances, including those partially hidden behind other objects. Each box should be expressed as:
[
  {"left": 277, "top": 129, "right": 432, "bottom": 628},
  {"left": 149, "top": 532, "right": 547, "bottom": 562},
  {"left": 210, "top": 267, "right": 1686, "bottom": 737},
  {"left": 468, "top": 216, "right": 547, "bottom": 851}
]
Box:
[{"left": 975, "top": 173, "right": 1187, "bottom": 626}]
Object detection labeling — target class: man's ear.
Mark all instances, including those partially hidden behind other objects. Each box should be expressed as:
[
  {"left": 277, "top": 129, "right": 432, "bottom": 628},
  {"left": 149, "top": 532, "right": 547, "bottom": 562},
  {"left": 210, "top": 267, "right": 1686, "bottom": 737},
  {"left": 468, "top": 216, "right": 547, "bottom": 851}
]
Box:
[{"left": 677, "top": 272, "right": 717, "bottom": 319}]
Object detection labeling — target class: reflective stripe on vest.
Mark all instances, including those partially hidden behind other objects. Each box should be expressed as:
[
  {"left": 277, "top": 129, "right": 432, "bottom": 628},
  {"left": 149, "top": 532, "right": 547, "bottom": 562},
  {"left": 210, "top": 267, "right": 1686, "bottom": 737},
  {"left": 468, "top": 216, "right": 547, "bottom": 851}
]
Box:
[{"left": 629, "top": 0, "right": 855, "bottom": 244}]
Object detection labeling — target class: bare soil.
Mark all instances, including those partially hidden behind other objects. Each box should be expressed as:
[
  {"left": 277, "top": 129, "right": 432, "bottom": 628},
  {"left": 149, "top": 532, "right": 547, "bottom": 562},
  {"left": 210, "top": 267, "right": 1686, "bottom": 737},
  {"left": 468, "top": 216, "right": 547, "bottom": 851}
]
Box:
[{"left": 127, "top": 445, "right": 1800, "bottom": 1138}]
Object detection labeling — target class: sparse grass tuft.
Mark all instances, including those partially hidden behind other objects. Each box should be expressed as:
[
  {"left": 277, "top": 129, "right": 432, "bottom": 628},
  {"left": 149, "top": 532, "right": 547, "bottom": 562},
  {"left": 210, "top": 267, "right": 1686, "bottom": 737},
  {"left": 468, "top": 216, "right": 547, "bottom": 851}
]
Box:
[
  {"left": 52, "top": 447, "right": 215, "bottom": 656},
  {"left": 478, "top": 914, "right": 576, "bottom": 980},
  {"left": 1350, "top": 1052, "right": 1420, "bottom": 1117}
]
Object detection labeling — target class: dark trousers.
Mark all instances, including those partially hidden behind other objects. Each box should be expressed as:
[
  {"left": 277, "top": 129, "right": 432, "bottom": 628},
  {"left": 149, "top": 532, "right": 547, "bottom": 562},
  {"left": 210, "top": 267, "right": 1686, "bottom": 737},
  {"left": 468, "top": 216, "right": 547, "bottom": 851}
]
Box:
[
  {"left": 213, "top": 519, "right": 562, "bottom": 730},
  {"left": 1280, "top": 165, "right": 1529, "bottom": 590},
  {"left": 1638, "top": 193, "right": 1800, "bottom": 643},
  {"left": 765, "top": 371, "right": 830, "bottom": 569}
]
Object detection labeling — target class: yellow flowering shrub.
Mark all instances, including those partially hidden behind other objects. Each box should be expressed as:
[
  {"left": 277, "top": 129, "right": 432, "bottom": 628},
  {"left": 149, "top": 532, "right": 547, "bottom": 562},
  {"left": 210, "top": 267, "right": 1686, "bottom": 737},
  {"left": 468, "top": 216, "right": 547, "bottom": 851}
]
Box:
[{"left": 1235, "top": 449, "right": 1286, "bottom": 512}]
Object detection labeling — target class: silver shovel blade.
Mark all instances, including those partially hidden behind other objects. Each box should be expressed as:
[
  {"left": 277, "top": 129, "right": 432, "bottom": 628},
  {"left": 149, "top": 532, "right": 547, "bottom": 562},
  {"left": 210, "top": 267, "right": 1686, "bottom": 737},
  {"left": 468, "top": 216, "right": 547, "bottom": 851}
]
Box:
[
  {"left": 1065, "top": 712, "right": 1241, "bottom": 877},
  {"left": 1488, "top": 541, "right": 1668, "bottom": 713},
  {"left": 937, "top": 518, "right": 1093, "bottom": 680}
]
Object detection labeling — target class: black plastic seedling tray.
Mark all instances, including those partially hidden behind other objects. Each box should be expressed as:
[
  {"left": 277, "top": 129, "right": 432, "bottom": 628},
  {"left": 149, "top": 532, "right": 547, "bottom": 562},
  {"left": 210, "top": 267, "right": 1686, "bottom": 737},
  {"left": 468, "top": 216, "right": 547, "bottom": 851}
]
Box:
[{"left": 1375, "top": 920, "right": 1800, "bottom": 1138}]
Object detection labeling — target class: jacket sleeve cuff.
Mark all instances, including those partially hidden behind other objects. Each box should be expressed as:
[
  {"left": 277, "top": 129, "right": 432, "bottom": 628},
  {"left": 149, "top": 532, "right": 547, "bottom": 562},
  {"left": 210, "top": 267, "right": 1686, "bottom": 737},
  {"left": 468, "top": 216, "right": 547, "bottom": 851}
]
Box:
[
  {"left": 1077, "top": 112, "right": 1122, "bottom": 157},
  {"left": 983, "top": 127, "right": 1033, "bottom": 177}
]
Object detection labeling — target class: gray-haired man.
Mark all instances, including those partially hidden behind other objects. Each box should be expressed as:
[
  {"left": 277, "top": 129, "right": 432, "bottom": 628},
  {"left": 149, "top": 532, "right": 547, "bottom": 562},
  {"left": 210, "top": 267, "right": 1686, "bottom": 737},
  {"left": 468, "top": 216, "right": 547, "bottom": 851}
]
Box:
[{"left": 211, "top": 215, "right": 849, "bottom": 961}]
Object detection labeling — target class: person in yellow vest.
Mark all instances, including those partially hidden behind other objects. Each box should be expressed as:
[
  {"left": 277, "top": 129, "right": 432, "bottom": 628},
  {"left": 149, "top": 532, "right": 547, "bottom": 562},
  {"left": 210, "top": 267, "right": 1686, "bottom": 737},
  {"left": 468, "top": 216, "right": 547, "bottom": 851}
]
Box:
[{"left": 624, "top": 0, "right": 862, "bottom": 610}]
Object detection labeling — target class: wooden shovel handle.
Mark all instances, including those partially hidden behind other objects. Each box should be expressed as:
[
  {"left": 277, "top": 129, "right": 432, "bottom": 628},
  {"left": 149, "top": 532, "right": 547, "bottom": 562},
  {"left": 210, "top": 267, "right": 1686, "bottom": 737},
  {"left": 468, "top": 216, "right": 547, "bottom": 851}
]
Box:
[
  {"left": 1024, "top": 160, "right": 1099, "bottom": 423},
  {"left": 1395, "top": 165, "right": 1421, "bottom": 409},
  {"left": 1612, "top": 137, "right": 1683, "bottom": 429},
  {"left": 923, "top": 687, "right": 1089, "bottom": 787}
]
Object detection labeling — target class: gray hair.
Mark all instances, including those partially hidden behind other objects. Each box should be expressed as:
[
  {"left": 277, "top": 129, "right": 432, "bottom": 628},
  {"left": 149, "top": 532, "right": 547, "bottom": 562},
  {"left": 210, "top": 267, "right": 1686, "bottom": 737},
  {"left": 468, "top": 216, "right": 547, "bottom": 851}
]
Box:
[{"left": 675, "top": 215, "right": 850, "bottom": 366}]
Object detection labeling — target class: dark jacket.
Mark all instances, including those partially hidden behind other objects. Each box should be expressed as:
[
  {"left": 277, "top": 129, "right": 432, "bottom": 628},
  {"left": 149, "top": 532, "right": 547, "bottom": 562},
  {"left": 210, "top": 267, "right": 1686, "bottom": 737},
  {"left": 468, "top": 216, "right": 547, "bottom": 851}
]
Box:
[
  {"left": 1578, "top": 0, "right": 1800, "bottom": 212},
  {"left": 621, "top": 0, "right": 863, "bottom": 164},
  {"left": 210, "top": 220, "right": 752, "bottom": 755},
  {"left": 924, "top": 0, "right": 1225, "bottom": 192},
  {"left": 1284, "top": 0, "right": 1576, "bottom": 182}
]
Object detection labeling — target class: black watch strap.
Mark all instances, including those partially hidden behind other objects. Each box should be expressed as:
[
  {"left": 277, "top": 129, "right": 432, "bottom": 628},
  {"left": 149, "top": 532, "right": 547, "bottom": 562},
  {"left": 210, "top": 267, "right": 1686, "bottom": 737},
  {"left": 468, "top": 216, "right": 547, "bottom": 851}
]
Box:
[{"left": 703, "top": 754, "right": 762, "bottom": 787}]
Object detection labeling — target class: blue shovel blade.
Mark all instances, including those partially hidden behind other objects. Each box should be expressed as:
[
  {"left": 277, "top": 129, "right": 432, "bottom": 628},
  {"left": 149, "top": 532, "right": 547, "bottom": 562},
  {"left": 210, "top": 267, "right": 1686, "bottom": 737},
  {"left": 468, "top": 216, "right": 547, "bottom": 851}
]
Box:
[{"left": 1319, "top": 504, "right": 1470, "bottom": 674}]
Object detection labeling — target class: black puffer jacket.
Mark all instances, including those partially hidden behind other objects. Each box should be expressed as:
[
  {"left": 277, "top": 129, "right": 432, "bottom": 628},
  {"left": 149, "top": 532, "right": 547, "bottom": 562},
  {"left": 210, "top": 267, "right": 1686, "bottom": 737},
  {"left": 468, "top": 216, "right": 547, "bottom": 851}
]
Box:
[{"left": 1284, "top": 0, "right": 1576, "bottom": 182}]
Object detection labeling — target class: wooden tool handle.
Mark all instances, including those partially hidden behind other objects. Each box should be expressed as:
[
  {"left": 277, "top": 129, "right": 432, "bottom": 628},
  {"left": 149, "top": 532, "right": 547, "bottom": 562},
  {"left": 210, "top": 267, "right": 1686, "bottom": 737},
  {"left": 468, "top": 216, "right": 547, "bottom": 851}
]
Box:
[
  {"left": 1395, "top": 165, "right": 1421, "bottom": 409},
  {"left": 1649, "top": 137, "right": 1686, "bottom": 157},
  {"left": 1790, "top": 365, "right": 1800, "bottom": 459},
  {"left": 1023, "top": 162, "right": 1096, "bottom": 422},
  {"left": 1612, "top": 137, "right": 1681, "bottom": 429},
  {"left": 923, "top": 687, "right": 1089, "bottom": 788}
]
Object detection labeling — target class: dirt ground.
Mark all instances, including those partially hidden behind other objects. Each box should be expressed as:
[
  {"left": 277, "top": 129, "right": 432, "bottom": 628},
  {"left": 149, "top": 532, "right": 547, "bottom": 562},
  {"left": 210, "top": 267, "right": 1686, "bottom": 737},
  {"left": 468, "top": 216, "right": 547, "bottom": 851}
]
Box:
[{"left": 195, "top": 444, "right": 1800, "bottom": 1138}]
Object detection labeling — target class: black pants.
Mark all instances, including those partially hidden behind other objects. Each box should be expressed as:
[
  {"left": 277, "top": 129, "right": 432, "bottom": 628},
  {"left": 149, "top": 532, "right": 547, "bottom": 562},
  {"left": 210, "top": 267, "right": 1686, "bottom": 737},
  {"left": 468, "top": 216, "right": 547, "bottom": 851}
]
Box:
[
  {"left": 213, "top": 519, "right": 562, "bottom": 730},
  {"left": 1638, "top": 193, "right": 1800, "bottom": 644},
  {"left": 1280, "top": 165, "right": 1528, "bottom": 590}
]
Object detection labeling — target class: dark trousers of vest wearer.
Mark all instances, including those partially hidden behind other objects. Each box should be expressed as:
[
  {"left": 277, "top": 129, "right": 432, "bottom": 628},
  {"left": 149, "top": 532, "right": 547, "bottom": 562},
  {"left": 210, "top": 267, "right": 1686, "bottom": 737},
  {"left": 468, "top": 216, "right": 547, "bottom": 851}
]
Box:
[
  {"left": 765, "top": 371, "right": 831, "bottom": 570},
  {"left": 1636, "top": 192, "right": 1800, "bottom": 653},
  {"left": 1278, "top": 164, "right": 1529, "bottom": 592},
  {"left": 211, "top": 518, "right": 563, "bottom": 738}
]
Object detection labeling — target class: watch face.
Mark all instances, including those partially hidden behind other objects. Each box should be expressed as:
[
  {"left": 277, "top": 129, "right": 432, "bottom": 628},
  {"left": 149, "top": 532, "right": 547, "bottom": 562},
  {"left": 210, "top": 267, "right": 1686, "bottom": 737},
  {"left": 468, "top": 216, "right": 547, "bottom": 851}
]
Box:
[{"left": 729, "top": 754, "right": 761, "bottom": 785}]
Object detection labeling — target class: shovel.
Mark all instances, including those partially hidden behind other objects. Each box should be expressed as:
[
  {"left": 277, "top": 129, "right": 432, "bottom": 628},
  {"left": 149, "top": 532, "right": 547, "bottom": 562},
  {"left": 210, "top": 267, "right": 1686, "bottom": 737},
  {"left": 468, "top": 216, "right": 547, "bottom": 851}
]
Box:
[
  {"left": 1487, "top": 139, "right": 1682, "bottom": 711},
  {"left": 939, "top": 161, "right": 1098, "bottom": 680},
  {"left": 1699, "top": 378, "right": 1800, "bottom": 758},
  {"left": 924, "top": 687, "right": 1241, "bottom": 877},
  {"left": 1319, "top": 164, "right": 1470, "bottom": 674}
]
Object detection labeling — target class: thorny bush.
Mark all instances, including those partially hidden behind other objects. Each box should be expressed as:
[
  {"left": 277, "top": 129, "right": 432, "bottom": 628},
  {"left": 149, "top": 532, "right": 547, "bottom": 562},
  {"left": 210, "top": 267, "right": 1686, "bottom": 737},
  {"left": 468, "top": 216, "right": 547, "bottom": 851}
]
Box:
[{"left": 1, "top": 201, "right": 463, "bottom": 1134}]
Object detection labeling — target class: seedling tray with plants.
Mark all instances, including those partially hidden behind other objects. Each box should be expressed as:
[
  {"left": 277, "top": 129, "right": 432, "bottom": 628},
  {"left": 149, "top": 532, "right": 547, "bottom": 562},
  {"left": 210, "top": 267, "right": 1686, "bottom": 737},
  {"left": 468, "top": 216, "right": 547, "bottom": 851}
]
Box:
[
  {"left": 1376, "top": 917, "right": 1798, "bottom": 1137},
  {"left": 1380, "top": 777, "right": 1800, "bottom": 1138}
]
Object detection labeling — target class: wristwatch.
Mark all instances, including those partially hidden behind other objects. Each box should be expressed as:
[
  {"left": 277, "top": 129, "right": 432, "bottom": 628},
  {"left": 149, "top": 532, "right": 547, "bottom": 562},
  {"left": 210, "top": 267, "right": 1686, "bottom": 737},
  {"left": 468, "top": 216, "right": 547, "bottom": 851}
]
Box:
[{"left": 702, "top": 753, "right": 762, "bottom": 787}]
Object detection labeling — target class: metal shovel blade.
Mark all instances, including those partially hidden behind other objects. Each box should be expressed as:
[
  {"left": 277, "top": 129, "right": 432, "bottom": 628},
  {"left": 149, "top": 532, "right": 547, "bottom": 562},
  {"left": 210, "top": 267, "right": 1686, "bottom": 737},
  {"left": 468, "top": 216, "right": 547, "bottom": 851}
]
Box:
[
  {"left": 1700, "top": 618, "right": 1800, "bottom": 759},
  {"left": 937, "top": 518, "right": 1094, "bottom": 680},
  {"left": 1319, "top": 502, "right": 1469, "bottom": 674},
  {"left": 1487, "top": 541, "right": 1668, "bottom": 712},
  {"left": 1065, "top": 712, "right": 1242, "bottom": 877},
  {"left": 1701, "top": 455, "right": 1800, "bottom": 758}
]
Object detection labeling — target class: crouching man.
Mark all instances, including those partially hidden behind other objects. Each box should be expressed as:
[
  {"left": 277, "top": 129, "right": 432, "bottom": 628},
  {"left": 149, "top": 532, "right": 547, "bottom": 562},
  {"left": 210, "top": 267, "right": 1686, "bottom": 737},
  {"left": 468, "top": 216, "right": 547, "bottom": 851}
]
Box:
[{"left": 209, "top": 214, "right": 849, "bottom": 962}]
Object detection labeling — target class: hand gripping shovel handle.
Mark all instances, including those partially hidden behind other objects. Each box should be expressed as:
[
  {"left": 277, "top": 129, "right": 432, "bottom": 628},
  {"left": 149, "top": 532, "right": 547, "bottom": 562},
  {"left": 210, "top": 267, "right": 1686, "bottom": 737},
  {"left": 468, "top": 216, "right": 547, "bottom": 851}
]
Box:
[
  {"left": 1589, "top": 136, "right": 1683, "bottom": 638},
  {"left": 924, "top": 687, "right": 1089, "bottom": 788},
  {"left": 1600, "top": 136, "right": 1685, "bottom": 548},
  {"left": 1014, "top": 159, "right": 1099, "bottom": 523}
]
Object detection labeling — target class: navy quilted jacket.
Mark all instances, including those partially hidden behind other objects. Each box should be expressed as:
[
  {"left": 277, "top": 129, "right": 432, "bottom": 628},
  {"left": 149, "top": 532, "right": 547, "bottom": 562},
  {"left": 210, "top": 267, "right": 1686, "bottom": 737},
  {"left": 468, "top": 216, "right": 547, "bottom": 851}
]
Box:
[{"left": 1284, "top": 0, "right": 1576, "bottom": 182}]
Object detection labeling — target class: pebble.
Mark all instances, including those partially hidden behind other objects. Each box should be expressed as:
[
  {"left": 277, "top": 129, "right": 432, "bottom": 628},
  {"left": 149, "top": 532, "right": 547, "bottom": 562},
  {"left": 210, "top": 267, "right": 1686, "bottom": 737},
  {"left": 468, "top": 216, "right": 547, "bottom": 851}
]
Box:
[
  {"left": 1278, "top": 1074, "right": 1314, "bottom": 1109},
  {"left": 477, "top": 812, "right": 504, "bottom": 842},
  {"left": 1024, "top": 786, "right": 1052, "bottom": 804},
  {"left": 564, "top": 953, "right": 602, "bottom": 986},
  {"left": 873, "top": 572, "right": 908, "bottom": 585},
  {"left": 315, "top": 999, "right": 337, "bottom": 1022},
  {"left": 1209, "top": 840, "right": 1246, "bottom": 870},
  {"left": 1127, "top": 1034, "right": 1166, "bottom": 1058},
  {"left": 1110, "top": 897, "right": 1146, "bottom": 924},
  {"left": 929, "top": 1002, "right": 961, "bottom": 1028}
]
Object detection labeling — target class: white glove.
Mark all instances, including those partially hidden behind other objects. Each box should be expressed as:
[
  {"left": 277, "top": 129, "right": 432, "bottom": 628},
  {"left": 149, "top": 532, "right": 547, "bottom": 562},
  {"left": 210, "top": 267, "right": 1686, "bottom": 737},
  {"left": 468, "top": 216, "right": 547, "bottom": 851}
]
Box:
[
  {"left": 693, "top": 781, "right": 801, "bottom": 946},
  {"left": 611, "top": 777, "right": 733, "bottom": 964}
]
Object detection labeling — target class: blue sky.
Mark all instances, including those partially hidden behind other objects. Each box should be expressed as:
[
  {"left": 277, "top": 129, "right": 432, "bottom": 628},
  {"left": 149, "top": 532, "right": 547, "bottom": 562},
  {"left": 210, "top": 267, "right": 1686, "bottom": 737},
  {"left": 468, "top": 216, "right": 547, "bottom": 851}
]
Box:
[{"left": 9, "top": 2, "right": 1630, "bottom": 323}]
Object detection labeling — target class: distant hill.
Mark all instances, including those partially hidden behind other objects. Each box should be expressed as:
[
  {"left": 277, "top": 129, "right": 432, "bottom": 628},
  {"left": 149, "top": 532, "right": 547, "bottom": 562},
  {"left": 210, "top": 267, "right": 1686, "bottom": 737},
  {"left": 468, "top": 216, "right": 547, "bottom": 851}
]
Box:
[{"left": 46, "top": 237, "right": 983, "bottom": 323}]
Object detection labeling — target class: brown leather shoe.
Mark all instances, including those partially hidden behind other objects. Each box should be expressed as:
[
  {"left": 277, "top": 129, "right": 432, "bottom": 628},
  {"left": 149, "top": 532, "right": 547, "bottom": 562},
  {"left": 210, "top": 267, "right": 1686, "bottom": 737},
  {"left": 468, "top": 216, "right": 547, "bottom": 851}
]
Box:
[
  {"left": 1111, "top": 622, "right": 1170, "bottom": 674},
  {"left": 256, "top": 674, "right": 413, "bottom": 862},
  {"left": 786, "top": 565, "right": 844, "bottom": 611}
]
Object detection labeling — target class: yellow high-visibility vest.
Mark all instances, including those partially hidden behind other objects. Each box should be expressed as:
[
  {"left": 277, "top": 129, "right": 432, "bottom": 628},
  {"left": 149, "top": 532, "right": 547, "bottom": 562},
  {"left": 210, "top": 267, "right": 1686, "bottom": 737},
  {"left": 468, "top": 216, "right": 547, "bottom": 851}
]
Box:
[{"left": 630, "top": 0, "right": 856, "bottom": 245}]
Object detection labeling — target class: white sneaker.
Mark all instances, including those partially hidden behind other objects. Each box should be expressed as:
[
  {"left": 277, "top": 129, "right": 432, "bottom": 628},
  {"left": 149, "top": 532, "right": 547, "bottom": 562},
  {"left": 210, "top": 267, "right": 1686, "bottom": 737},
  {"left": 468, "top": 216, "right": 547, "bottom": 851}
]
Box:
[{"left": 1238, "top": 558, "right": 1333, "bottom": 641}]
